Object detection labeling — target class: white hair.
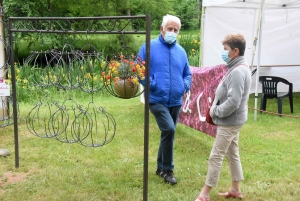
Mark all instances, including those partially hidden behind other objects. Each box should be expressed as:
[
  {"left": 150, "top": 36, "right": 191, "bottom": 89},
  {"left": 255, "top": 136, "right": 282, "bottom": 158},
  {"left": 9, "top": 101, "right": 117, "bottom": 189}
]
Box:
[{"left": 161, "top": 14, "right": 181, "bottom": 30}]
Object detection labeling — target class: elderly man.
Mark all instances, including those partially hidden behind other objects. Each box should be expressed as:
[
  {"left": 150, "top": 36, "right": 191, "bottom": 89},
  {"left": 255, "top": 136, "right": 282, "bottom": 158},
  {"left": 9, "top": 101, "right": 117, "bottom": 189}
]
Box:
[{"left": 138, "top": 14, "right": 192, "bottom": 185}]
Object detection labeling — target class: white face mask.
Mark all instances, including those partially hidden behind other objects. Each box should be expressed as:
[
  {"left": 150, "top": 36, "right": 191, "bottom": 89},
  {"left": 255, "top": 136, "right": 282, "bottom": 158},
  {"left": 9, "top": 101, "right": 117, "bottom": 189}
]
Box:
[{"left": 164, "top": 31, "right": 177, "bottom": 44}]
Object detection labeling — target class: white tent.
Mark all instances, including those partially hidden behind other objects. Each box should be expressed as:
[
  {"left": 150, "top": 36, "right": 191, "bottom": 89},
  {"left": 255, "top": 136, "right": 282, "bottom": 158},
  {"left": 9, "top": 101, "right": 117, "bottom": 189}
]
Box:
[{"left": 200, "top": 0, "right": 300, "bottom": 93}]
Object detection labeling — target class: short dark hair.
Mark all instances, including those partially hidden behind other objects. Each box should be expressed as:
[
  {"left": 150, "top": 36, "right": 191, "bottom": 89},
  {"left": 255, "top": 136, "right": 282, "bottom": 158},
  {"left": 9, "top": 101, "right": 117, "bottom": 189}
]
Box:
[{"left": 222, "top": 34, "right": 246, "bottom": 56}]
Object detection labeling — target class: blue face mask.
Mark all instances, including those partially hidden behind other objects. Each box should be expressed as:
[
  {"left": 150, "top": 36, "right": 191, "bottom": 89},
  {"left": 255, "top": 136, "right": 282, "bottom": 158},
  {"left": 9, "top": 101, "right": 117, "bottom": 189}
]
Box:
[
  {"left": 222, "top": 50, "right": 232, "bottom": 63},
  {"left": 164, "top": 31, "right": 177, "bottom": 44}
]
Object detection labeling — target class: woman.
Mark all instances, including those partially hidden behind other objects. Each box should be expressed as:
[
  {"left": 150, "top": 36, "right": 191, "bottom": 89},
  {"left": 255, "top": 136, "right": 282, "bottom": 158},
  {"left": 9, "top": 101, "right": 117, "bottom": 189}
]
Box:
[{"left": 195, "top": 34, "right": 252, "bottom": 201}]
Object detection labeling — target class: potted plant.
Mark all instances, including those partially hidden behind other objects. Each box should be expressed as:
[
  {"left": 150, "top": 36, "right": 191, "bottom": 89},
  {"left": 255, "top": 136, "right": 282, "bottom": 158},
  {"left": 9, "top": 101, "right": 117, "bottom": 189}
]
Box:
[{"left": 103, "top": 54, "right": 146, "bottom": 98}]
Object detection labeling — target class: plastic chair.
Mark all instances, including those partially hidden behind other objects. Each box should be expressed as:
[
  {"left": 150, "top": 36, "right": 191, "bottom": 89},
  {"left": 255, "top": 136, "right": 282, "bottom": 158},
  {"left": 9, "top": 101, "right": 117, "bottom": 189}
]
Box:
[{"left": 259, "top": 76, "right": 293, "bottom": 117}]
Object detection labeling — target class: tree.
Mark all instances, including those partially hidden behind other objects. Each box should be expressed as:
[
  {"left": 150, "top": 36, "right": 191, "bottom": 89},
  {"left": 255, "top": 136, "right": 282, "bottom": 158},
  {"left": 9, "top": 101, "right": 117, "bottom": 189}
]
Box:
[
  {"left": 173, "top": 0, "right": 201, "bottom": 30},
  {"left": 3, "top": 0, "right": 201, "bottom": 60}
]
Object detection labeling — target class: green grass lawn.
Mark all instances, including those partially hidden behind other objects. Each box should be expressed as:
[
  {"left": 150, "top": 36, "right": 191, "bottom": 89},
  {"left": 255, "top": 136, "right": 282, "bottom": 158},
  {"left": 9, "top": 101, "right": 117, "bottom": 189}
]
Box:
[{"left": 1, "top": 92, "right": 300, "bottom": 201}]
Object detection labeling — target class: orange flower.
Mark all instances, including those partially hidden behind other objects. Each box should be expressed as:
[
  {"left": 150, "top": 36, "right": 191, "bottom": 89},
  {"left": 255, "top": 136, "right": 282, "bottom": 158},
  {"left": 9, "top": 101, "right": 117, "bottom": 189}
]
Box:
[{"left": 104, "top": 53, "right": 146, "bottom": 85}]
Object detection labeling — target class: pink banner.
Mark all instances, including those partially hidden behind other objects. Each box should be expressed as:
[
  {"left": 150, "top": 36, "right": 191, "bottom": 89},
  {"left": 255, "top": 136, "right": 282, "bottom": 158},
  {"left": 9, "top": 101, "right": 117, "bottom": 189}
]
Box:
[{"left": 179, "top": 65, "right": 227, "bottom": 137}]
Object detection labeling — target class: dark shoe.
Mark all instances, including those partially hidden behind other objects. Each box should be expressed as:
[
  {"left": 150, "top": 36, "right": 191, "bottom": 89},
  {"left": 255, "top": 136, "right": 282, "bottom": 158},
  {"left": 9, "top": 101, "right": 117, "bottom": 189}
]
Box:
[
  {"left": 161, "top": 170, "right": 177, "bottom": 185},
  {"left": 156, "top": 169, "right": 163, "bottom": 176}
]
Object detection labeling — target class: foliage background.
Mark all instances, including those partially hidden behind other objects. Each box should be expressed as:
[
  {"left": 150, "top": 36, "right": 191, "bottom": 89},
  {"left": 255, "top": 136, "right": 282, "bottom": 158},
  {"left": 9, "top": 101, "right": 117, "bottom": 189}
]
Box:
[
  {"left": 3, "top": 0, "right": 201, "bottom": 30},
  {"left": 3, "top": 0, "right": 202, "bottom": 63}
]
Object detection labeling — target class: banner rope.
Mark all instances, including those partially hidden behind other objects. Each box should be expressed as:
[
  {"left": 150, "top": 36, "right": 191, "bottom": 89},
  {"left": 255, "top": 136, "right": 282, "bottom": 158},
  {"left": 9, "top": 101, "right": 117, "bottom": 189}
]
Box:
[{"left": 247, "top": 106, "right": 300, "bottom": 119}]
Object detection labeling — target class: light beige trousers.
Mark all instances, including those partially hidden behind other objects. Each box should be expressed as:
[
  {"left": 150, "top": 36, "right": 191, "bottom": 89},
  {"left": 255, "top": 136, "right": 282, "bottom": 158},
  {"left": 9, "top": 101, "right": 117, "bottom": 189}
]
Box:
[{"left": 205, "top": 125, "right": 244, "bottom": 187}]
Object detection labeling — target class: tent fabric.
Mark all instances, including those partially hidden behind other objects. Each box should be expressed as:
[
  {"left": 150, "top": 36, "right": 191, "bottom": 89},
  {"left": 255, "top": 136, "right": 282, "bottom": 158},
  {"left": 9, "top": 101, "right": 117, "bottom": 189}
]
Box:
[
  {"left": 201, "top": 8, "right": 300, "bottom": 66},
  {"left": 203, "top": 0, "right": 300, "bottom": 8},
  {"left": 201, "top": 2, "right": 300, "bottom": 92}
]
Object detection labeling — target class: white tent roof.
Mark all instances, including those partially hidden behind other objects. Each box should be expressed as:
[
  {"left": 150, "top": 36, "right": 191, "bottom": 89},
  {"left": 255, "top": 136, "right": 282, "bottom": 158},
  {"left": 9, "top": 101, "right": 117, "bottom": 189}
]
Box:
[{"left": 203, "top": 0, "right": 300, "bottom": 8}]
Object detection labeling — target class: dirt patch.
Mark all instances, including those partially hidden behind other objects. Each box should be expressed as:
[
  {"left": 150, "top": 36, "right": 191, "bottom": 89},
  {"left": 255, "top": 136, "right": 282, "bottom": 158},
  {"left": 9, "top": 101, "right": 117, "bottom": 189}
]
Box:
[{"left": 0, "top": 171, "right": 30, "bottom": 196}]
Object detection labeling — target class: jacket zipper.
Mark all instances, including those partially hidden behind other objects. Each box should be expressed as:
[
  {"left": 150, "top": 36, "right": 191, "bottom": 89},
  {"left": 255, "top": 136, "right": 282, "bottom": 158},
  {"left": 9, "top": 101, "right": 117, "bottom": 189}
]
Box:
[{"left": 168, "top": 45, "right": 172, "bottom": 106}]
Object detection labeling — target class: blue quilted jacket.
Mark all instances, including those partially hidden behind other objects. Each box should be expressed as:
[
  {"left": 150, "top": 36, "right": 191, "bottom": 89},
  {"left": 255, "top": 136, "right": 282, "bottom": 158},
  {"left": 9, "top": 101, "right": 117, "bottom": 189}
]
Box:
[{"left": 138, "top": 34, "right": 192, "bottom": 107}]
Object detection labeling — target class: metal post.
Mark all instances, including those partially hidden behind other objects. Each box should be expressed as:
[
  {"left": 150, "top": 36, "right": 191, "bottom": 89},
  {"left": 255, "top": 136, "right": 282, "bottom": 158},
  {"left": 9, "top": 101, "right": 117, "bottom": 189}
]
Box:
[
  {"left": 143, "top": 14, "right": 151, "bottom": 201},
  {"left": 8, "top": 18, "right": 19, "bottom": 168},
  {"left": 254, "top": 0, "right": 265, "bottom": 121},
  {"left": 200, "top": 6, "right": 205, "bottom": 67}
]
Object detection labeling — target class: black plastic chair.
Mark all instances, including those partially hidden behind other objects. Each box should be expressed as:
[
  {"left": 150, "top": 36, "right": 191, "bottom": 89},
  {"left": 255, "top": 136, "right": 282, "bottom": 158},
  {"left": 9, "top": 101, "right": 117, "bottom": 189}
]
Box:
[{"left": 259, "top": 76, "right": 293, "bottom": 116}]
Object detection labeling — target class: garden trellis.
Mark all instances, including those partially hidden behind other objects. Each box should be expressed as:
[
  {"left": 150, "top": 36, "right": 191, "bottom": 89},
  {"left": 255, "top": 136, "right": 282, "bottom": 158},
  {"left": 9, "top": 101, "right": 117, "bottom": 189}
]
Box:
[{"left": 6, "top": 15, "right": 151, "bottom": 201}]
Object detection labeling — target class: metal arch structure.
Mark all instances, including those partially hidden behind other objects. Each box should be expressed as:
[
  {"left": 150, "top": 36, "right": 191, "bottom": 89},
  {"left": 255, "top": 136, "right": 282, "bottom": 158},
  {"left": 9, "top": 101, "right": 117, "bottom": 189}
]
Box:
[{"left": 7, "top": 15, "right": 151, "bottom": 201}]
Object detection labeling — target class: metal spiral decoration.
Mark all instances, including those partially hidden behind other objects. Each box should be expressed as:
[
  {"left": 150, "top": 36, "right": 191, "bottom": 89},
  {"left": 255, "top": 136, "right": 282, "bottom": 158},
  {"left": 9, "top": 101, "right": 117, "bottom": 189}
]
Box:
[
  {"left": 10, "top": 17, "right": 142, "bottom": 33},
  {"left": 26, "top": 96, "right": 116, "bottom": 147},
  {"left": 23, "top": 44, "right": 108, "bottom": 92},
  {"left": 0, "top": 9, "right": 11, "bottom": 70},
  {"left": 72, "top": 101, "right": 116, "bottom": 147},
  {"left": 23, "top": 42, "right": 145, "bottom": 99},
  {"left": 23, "top": 44, "right": 135, "bottom": 147},
  {"left": 0, "top": 96, "right": 17, "bottom": 128}
]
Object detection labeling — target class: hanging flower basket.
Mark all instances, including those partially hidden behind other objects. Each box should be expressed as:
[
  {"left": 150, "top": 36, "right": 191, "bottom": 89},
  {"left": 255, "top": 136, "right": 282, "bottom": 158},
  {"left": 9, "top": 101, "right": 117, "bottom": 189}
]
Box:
[
  {"left": 113, "top": 78, "right": 139, "bottom": 98},
  {"left": 103, "top": 53, "right": 146, "bottom": 99}
]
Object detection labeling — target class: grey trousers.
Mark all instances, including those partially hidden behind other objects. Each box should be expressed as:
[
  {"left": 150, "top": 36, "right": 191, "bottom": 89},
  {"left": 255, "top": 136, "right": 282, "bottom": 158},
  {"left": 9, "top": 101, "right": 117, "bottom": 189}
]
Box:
[{"left": 205, "top": 125, "right": 244, "bottom": 187}]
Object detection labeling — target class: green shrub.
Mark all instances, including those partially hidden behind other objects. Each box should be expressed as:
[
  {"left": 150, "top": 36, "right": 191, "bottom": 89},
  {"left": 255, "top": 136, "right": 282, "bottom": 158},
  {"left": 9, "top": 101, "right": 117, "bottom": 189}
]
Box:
[
  {"left": 187, "top": 49, "right": 200, "bottom": 67},
  {"left": 178, "top": 33, "right": 201, "bottom": 66}
]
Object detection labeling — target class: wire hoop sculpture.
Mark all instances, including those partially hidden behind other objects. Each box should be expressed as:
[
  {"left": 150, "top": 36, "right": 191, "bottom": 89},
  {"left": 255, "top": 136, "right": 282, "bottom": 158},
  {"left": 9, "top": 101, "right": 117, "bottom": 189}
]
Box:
[
  {"left": 0, "top": 34, "right": 10, "bottom": 70},
  {"left": 0, "top": 11, "right": 11, "bottom": 69},
  {"left": 0, "top": 96, "right": 17, "bottom": 127},
  {"left": 71, "top": 102, "right": 116, "bottom": 147},
  {"left": 23, "top": 42, "right": 120, "bottom": 147},
  {"left": 23, "top": 44, "right": 108, "bottom": 92},
  {"left": 73, "top": 44, "right": 108, "bottom": 93},
  {"left": 26, "top": 95, "right": 116, "bottom": 147}
]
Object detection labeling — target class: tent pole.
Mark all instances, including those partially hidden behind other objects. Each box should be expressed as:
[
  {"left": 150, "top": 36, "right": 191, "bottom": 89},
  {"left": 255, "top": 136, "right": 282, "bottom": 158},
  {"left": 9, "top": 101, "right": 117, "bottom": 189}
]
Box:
[
  {"left": 254, "top": 0, "right": 265, "bottom": 121},
  {"left": 200, "top": 6, "right": 205, "bottom": 67}
]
